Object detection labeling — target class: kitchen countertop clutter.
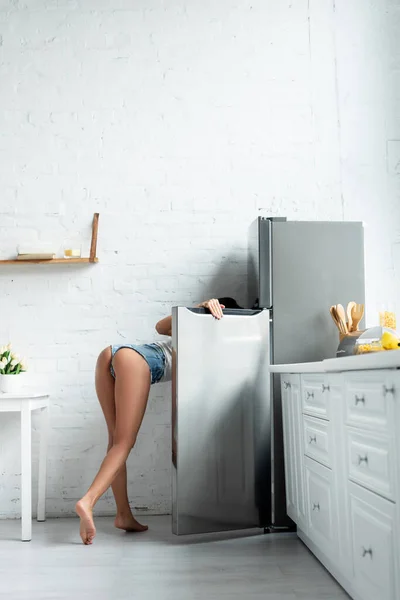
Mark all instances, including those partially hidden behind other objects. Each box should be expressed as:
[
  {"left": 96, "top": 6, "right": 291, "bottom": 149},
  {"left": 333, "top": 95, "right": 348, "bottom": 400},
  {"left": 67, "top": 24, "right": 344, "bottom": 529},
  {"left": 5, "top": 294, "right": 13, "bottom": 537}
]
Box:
[{"left": 273, "top": 353, "right": 400, "bottom": 600}]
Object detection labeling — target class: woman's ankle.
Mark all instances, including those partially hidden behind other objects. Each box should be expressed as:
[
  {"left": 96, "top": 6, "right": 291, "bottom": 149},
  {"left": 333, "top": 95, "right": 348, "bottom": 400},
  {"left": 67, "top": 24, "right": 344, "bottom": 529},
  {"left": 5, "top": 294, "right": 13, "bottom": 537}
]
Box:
[{"left": 77, "top": 494, "right": 95, "bottom": 511}]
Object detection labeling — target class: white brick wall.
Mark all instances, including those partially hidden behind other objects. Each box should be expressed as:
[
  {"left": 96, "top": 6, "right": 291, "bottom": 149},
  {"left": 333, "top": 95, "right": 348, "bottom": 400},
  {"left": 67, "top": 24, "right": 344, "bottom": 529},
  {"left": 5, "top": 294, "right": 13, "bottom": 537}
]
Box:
[{"left": 0, "top": 0, "right": 399, "bottom": 518}]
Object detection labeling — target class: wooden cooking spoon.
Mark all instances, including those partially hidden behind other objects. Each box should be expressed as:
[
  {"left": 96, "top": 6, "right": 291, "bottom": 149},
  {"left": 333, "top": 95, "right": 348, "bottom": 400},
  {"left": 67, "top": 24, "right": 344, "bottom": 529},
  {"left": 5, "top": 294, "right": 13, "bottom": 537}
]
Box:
[
  {"left": 336, "top": 304, "right": 349, "bottom": 335},
  {"left": 351, "top": 303, "right": 364, "bottom": 331}
]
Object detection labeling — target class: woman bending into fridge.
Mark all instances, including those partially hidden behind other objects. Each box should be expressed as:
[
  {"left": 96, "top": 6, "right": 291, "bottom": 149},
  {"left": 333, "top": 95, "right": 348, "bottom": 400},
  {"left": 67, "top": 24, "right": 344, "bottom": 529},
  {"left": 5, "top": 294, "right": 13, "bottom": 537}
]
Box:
[{"left": 75, "top": 297, "right": 241, "bottom": 545}]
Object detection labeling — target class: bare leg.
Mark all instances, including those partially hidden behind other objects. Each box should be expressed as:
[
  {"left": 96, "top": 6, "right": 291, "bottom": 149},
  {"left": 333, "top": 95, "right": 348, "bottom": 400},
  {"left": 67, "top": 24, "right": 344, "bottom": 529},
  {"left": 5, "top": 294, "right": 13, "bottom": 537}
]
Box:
[
  {"left": 94, "top": 347, "right": 148, "bottom": 533},
  {"left": 76, "top": 349, "right": 151, "bottom": 544}
]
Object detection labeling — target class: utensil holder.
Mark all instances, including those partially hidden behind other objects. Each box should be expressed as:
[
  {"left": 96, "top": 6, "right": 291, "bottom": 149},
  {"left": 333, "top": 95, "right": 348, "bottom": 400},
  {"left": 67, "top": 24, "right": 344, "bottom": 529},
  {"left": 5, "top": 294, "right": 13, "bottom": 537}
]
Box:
[{"left": 336, "top": 331, "right": 365, "bottom": 357}]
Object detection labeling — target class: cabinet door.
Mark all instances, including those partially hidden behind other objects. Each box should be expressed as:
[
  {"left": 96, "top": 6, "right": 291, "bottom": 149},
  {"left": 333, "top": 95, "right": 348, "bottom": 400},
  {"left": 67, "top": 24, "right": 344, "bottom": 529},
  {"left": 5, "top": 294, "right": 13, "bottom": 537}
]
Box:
[
  {"left": 302, "top": 374, "right": 330, "bottom": 420},
  {"left": 344, "top": 371, "right": 396, "bottom": 433},
  {"left": 281, "top": 376, "right": 297, "bottom": 522},
  {"left": 348, "top": 482, "right": 397, "bottom": 600},
  {"left": 291, "top": 376, "right": 308, "bottom": 533},
  {"left": 281, "top": 374, "right": 307, "bottom": 532},
  {"left": 304, "top": 457, "right": 338, "bottom": 560}
]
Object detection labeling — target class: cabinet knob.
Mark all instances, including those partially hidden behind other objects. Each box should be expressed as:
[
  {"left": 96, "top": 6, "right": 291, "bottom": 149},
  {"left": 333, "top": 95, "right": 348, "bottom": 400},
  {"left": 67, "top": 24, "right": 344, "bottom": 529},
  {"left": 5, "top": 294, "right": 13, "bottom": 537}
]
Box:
[
  {"left": 355, "top": 395, "right": 365, "bottom": 406},
  {"left": 306, "top": 391, "right": 314, "bottom": 399},
  {"left": 362, "top": 547, "right": 373, "bottom": 559},
  {"left": 357, "top": 454, "right": 369, "bottom": 466},
  {"left": 283, "top": 381, "right": 291, "bottom": 390},
  {"left": 322, "top": 384, "right": 330, "bottom": 393},
  {"left": 383, "top": 385, "right": 395, "bottom": 397},
  {"left": 312, "top": 502, "right": 320, "bottom": 511},
  {"left": 309, "top": 435, "right": 317, "bottom": 444}
]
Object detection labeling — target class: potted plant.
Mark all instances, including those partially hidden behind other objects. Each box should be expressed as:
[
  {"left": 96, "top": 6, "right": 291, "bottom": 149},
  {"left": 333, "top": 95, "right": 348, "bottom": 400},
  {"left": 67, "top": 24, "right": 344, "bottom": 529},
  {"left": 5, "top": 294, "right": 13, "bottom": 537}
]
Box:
[{"left": 0, "top": 344, "right": 27, "bottom": 394}]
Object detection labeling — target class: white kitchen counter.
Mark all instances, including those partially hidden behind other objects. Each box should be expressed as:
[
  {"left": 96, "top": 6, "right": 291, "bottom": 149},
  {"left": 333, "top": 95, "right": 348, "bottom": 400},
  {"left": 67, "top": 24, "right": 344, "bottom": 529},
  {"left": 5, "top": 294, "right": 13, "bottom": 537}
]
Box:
[
  {"left": 270, "top": 349, "right": 400, "bottom": 373},
  {"left": 276, "top": 359, "right": 400, "bottom": 600}
]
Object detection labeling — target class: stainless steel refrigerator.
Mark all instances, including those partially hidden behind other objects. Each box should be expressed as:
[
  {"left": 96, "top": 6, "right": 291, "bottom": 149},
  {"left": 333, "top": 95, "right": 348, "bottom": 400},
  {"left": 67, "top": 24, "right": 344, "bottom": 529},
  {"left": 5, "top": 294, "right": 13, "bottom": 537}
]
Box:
[{"left": 172, "top": 218, "right": 365, "bottom": 535}]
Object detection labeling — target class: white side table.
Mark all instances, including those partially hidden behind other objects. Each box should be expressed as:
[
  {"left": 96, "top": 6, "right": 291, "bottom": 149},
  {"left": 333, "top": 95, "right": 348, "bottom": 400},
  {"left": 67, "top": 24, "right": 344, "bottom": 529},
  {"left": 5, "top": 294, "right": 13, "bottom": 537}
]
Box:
[{"left": 0, "top": 393, "right": 49, "bottom": 541}]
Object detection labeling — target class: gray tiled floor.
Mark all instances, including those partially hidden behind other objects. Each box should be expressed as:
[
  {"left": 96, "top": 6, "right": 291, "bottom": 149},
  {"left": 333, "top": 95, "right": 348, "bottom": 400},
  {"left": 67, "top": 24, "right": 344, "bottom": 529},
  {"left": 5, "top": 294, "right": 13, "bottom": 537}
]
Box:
[{"left": 0, "top": 516, "right": 349, "bottom": 600}]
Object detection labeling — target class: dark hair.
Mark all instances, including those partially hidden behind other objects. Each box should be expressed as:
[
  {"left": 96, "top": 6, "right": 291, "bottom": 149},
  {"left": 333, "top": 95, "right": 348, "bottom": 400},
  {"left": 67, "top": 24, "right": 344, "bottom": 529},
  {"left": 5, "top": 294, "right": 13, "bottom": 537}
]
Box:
[{"left": 218, "top": 297, "right": 243, "bottom": 309}]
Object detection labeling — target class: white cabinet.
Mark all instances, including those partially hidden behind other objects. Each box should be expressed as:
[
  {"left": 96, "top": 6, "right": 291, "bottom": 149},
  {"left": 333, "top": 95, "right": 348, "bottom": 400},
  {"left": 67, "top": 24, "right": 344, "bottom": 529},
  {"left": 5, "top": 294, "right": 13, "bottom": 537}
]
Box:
[
  {"left": 304, "top": 457, "right": 338, "bottom": 560},
  {"left": 303, "top": 415, "right": 332, "bottom": 468},
  {"left": 281, "top": 377, "right": 297, "bottom": 521},
  {"left": 344, "top": 371, "right": 396, "bottom": 432},
  {"left": 349, "top": 482, "right": 397, "bottom": 600},
  {"left": 280, "top": 367, "right": 400, "bottom": 600},
  {"left": 302, "top": 374, "right": 330, "bottom": 420},
  {"left": 281, "top": 374, "right": 307, "bottom": 533},
  {"left": 346, "top": 427, "right": 396, "bottom": 502}
]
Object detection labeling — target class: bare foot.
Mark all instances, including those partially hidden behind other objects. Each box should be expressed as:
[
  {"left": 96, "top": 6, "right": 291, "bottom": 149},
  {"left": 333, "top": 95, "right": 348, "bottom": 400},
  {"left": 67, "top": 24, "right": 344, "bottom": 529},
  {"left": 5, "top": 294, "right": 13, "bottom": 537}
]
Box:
[
  {"left": 114, "top": 514, "right": 148, "bottom": 533},
  {"left": 76, "top": 499, "right": 96, "bottom": 545}
]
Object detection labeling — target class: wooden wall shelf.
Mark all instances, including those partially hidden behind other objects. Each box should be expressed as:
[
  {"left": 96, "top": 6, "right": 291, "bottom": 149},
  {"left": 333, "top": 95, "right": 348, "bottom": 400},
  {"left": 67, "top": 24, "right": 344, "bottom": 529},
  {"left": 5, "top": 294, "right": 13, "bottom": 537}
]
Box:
[
  {"left": 0, "top": 213, "right": 99, "bottom": 265},
  {"left": 0, "top": 258, "right": 99, "bottom": 265}
]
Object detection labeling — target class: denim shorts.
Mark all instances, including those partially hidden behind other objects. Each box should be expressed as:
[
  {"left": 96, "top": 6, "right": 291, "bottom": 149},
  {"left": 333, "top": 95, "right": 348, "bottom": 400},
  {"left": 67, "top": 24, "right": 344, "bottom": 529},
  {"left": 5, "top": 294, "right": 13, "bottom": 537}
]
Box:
[{"left": 110, "top": 343, "right": 165, "bottom": 385}]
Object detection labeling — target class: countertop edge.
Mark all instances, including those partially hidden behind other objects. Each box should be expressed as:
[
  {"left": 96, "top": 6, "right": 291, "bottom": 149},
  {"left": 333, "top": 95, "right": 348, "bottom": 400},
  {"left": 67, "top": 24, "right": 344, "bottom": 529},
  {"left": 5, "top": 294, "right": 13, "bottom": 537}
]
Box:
[
  {"left": 270, "top": 350, "right": 400, "bottom": 374},
  {"left": 269, "top": 362, "right": 325, "bottom": 374}
]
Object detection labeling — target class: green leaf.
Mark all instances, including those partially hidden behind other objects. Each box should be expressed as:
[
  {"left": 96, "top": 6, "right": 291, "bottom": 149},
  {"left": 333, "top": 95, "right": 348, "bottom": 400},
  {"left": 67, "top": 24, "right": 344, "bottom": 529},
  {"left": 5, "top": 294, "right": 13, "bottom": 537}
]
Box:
[{"left": 15, "top": 364, "right": 21, "bottom": 375}]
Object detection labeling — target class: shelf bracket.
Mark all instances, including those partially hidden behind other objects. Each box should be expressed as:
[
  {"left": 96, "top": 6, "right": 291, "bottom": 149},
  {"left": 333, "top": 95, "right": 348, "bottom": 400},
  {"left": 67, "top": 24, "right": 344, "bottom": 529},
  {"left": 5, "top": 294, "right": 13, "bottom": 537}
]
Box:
[{"left": 89, "top": 213, "right": 99, "bottom": 263}]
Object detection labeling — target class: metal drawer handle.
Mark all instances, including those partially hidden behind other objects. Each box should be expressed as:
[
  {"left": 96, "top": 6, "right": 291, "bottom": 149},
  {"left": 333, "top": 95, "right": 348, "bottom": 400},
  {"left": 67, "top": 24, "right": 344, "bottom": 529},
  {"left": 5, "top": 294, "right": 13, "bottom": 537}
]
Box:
[
  {"left": 312, "top": 502, "right": 320, "bottom": 512},
  {"left": 322, "top": 384, "right": 330, "bottom": 393},
  {"left": 309, "top": 435, "right": 317, "bottom": 444},
  {"left": 383, "top": 385, "right": 395, "bottom": 397},
  {"left": 362, "top": 547, "right": 373, "bottom": 559},
  {"left": 355, "top": 395, "right": 365, "bottom": 405},
  {"left": 358, "top": 454, "right": 369, "bottom": 466},
  {"left": 306, "top": 391, "right": 314, "bottom": 399},
  {"left": 283, "top": 381, "right": 291, "bottom": 390}
]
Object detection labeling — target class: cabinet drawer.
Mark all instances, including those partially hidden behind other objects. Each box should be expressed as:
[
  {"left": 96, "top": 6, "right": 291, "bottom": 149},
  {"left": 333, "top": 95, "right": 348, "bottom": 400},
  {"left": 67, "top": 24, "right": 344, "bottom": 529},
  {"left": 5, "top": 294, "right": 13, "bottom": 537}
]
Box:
[
  {"left": 303, "top": 416, "right": 332, "bottom": 468},
  {"left": 301, "top": 374, "right": 330, "bottom": 420},
  {"left": 347, "top": 428, "right": 396, "bottom": 502},
  {"left": 349, "top": 482, "right": 397, "bottom": 600},
  {"left": 304, "top": 457, "right": 338, "bottom": 558},
  {"left": 344, "top": 371, "right": 396, "bottom": 433}
]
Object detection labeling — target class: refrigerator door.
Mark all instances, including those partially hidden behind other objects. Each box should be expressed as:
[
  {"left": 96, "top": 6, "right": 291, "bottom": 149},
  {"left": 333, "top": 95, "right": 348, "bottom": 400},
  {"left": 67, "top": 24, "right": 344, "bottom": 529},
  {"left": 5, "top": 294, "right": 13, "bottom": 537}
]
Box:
[
  {"left": 172, "top": 307, "right": 270, "bottom": 535},
  {"left": 268, "top": 220, "right": 365, "bottom": 526}
]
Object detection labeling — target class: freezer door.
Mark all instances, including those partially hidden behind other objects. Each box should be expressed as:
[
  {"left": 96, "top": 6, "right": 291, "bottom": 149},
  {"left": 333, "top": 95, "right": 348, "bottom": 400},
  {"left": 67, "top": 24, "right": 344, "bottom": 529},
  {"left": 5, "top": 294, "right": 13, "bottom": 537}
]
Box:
[
  {"left": 271, "top": 220, "right": 365, "bottom": 364},
  {"left": 172, "top": 307, "right": 271, "bottom": 535}
]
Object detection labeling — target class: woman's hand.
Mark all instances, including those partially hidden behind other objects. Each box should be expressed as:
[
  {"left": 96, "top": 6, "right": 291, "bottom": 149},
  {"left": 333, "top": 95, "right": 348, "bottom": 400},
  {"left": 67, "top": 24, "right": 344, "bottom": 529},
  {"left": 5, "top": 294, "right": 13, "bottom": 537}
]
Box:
[{"left": 196, "top": 298, "right": 225, "bottom": 320}]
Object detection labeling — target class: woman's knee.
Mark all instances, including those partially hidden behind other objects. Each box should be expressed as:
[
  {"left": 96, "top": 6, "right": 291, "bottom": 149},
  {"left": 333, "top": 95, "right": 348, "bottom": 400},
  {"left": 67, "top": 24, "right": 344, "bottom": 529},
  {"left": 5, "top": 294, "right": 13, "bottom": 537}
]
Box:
[{"left": 112, "top": 436, "right": 137, "bottom": 454}]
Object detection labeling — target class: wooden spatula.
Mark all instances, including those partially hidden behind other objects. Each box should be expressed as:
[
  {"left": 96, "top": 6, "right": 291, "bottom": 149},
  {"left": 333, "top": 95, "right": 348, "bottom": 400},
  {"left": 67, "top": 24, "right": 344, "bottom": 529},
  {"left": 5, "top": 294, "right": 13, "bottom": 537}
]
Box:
[
  {"left": 351, "top": 303, "right": 364, "bottom": 331},
  {"left": 331, "top": 306, "right": 347, "bottom": 335},
  {"left": 336, "top": 304, "right": 349, "bottom": 334},
  {"left": 347, "top": 301, "right": 356, "bottom": 332},
  {"left": 330, "top": 306, "right": 342, "bottom": 333}
]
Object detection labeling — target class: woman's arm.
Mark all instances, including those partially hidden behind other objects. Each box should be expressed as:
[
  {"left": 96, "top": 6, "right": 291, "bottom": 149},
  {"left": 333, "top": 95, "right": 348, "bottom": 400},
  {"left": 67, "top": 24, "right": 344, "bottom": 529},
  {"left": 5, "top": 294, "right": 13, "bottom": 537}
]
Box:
[
  {"left": 155, "top": 298, "right": 225, "bottom": 336},
  {"left": 155, "top": 316, "right": 172, "bottom": 336}
]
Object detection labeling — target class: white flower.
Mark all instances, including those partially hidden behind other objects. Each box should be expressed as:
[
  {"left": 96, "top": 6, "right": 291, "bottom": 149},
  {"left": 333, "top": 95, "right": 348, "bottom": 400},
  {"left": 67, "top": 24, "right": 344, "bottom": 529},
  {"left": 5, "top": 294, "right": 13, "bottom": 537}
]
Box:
[
  {"left": 1, "top": 357, "right": 8, "bottom": 365},
  {"left": 10, "top": 353, "right": 19, "bottom": 361},
  {"left": 6, "top": 343, "right": 11, "bottom": 350},
  {"left": 10, "top": 359, "right": 19, "bottom": 367},
  {"left": 0, "top": 346, "right": 6, "bottom": 354}
]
